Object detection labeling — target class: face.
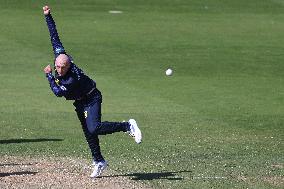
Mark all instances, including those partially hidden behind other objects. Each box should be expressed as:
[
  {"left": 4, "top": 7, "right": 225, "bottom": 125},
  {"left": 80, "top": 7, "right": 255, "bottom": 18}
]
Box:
[{"left": 55, "top": 55, "right": 71, "bottom": 76}]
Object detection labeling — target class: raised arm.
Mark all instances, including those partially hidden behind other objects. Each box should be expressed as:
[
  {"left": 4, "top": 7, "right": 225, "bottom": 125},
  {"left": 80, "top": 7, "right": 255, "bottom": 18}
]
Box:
[{"left": 43, "top": 5, "right": 66, "bottom": 58}]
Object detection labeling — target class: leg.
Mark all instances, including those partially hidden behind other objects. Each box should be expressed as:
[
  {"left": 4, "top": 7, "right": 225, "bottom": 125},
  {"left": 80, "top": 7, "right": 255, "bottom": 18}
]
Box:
[
  {"left": 84, "top": 99, "right": 130, "bottom": 135},
  {"left": 74, "top": 103, "right": 104, "bottom": 162},
  {"left": 85, "top": 99, "right": 142, "bottom": 144},
  {"left": 81, "top": 120, "right": 105, "bottom": 162}
]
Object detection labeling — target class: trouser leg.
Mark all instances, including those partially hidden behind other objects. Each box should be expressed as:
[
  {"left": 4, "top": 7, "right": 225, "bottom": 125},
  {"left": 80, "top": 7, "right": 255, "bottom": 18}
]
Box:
[
  {"left": 84, "top": 100, "right": 130, "bottom": 135},
  {"left": 75, "top": 104, "right": 104, "bottom": 162},
  {"left": 74, "top": 98, "right": 130, "bottom": 162}
]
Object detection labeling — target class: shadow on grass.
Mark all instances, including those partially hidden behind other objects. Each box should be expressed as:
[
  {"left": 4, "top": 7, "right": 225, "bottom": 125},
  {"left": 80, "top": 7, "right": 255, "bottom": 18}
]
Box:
[
  {"left": 102, "top": 170, "right": 191, "bottom": 181},
  {"left": 0, "top": 171, "right": 37, "bottom": 177},
  {"left": 0, "top": 163, "right": 33, "bottom": 166},
  {"left": 0, "top": 138, "right": 63, "bottom": 144}
]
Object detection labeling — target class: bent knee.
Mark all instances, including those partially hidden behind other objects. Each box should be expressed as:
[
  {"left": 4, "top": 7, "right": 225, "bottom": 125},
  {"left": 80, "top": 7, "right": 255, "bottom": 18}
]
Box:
[{"left": 87, "top": 122, "right": 101, "bottom": 134}]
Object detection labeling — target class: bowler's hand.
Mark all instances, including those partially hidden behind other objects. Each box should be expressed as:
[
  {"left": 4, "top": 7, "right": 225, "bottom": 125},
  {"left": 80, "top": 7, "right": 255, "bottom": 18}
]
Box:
[
  {"left": 44, "top": 65, "right": 52, "bottom": 74},
  {"left": 43, "top": 5, "right": 50, "bottom": 15}
]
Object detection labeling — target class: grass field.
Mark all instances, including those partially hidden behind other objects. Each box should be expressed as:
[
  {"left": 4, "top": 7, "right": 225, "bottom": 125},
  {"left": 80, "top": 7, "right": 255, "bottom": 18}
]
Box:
[{"left": 0, "top": 0, "right": 283, "bottom": 188}]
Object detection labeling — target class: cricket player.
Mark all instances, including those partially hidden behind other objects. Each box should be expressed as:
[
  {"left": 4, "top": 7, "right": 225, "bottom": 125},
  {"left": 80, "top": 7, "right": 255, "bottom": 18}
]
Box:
[{"left": 42, "top": 5, "right": 142, "bottom": 178}]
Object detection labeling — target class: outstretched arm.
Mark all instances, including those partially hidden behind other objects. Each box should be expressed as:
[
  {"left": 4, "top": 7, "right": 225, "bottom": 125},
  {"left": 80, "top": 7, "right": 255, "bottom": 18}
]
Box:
[{"left": 43, "top": 5, "right": 66, "bottom": 58}]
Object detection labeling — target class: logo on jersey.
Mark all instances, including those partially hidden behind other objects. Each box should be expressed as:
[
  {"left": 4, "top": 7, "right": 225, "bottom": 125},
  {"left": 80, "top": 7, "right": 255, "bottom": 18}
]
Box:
[
  {"left": 60, "top": 85, "right": 67, "bottom": 91},
  {"left": 84, "top": 111, "right": 88, "bottom": 118},
  {"left": 55, "top": 79, "right": 60, "bottom": 86},
  {"left": 55, "top": 47, "right": 65, "bottom": 54}
]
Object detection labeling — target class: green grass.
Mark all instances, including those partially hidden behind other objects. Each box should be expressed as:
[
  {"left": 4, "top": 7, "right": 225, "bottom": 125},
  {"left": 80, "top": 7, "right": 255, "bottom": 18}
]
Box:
[{"left": 0, "top": 0, "right": 283, "bottom": 188}]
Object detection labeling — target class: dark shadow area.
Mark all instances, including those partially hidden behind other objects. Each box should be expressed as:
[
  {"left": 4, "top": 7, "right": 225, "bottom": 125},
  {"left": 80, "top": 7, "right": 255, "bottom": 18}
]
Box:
[
  {"left": 0, "top": 163, "right": 22, "bottom": 166},
  {"left": 0, "top": 171, "right": 37, "bottom": 177},
  {"left": 101, "top": 170, "right": 191, "bottom": 181},
  {"left": 0, "top": 138, "right": 63, "bottom": 144},
  {"left": 0, "top": 163, "right": 20, "bottom": 166},
  {"left": 0, "top": 163, "right": 34, "bottom": 167}
]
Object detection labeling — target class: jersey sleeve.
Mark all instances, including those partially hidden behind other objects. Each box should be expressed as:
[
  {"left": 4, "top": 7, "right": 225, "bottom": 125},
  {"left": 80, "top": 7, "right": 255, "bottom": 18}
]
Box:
[
  {"left": 46, "top": 73, "right": 69, "bottom": 97},
  {"left": 45, "top": 13, "right": 66, "bottom": 58}
]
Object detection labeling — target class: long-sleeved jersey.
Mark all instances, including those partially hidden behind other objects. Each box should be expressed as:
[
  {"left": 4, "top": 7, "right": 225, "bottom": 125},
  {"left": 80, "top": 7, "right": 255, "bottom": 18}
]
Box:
[
  {"left": 45, "top": 13, "right": 97, "bottom": 100},
  {"left": 45, "top": 13, "right": 66, "bottom": 58}
]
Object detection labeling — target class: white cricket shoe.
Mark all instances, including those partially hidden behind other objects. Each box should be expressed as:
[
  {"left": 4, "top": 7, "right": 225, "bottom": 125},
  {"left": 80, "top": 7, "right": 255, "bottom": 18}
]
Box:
[
  {"left": 92, "top": 160, "right": 96, "bottom": 166},
  {"left": 90, "top": 160, "right": 108, "bottom": 178},
  {"left": 128, "top": 119, "right": 142, "bottom": 144}
]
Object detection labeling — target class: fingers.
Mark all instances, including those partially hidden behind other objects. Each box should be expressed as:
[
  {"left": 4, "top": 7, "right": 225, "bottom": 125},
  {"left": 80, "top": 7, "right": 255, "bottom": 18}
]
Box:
[
  {"left": 42, "top": 5, "right": 48, "bottom": 11},
  {"left": 42, "top": 5, "right": 50, "bottom": 15},
  {"left": 44, "top": 65, "right": 52, "bottom": 74}
]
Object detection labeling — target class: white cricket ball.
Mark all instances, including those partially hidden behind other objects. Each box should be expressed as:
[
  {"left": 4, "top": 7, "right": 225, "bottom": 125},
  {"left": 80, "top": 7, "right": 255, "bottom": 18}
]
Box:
[{"left": 165, "top": 68, "right": 173, "bottom": 76}]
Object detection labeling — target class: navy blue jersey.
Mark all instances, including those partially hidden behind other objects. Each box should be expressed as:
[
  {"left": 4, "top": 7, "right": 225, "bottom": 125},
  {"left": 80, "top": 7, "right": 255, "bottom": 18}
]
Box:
[
  {"left": 45, "top": 13, "right": 96, "bottom": 100},
  {"left": 45, "top": 13, "right": 66, "bottom": 58},
  {"left": 46, "top": 63, "right": 96, "bottom": 100}
]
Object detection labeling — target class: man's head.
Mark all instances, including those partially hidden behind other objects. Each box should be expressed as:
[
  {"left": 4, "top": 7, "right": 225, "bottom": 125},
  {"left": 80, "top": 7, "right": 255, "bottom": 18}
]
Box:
[{"left": 55, "top": 54, "right": 71, "bottom": 76}]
